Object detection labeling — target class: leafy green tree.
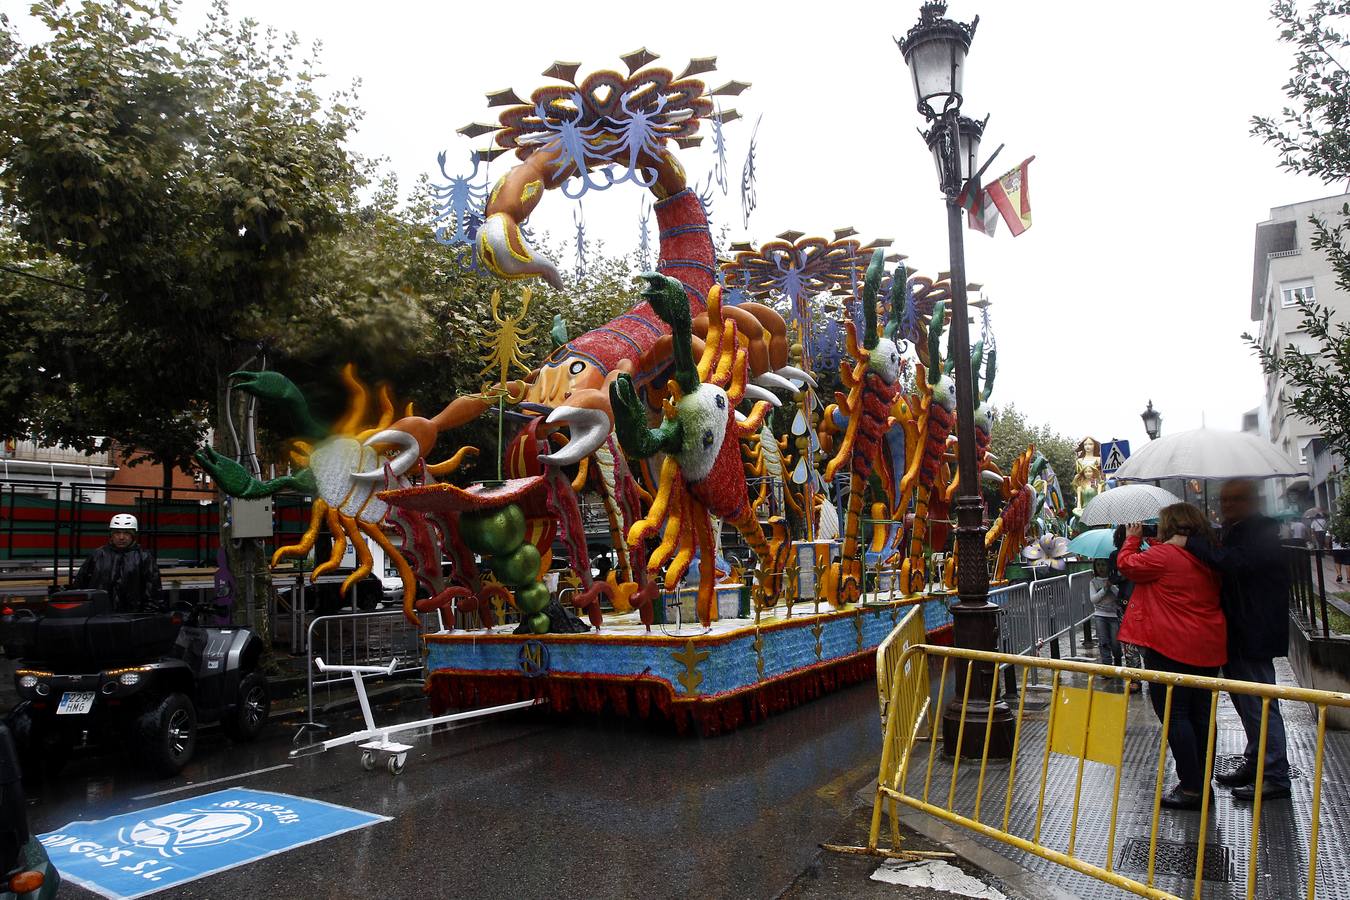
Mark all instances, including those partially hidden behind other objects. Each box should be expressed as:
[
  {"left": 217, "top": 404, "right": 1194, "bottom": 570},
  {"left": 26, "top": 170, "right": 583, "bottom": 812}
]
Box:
[
  {"left": 0, "top": 0, "right": 365, "bottom": 493},
  {"left": 1251, "top": 0, "right": 1350, "bottom": 184},
  {"left": 0, "top": 0, "right": 374, "bottom": 644},
  {"left": 1245, "top": 1, "right": 1350, "bottom": 457},
  {"left": 1331, "top": 482, "right": 1350, "bottom": 545}
]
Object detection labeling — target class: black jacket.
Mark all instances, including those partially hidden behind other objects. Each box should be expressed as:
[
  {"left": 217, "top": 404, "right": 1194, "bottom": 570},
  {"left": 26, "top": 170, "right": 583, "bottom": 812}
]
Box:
[
  {"left": 1185, "top": 515, "right": 1290, "bottom": 659},
  {"left": 1106, "top": 549, "right": 1134, "bottom": 604},
  {"left": 73, "top": 542, "right": 164, "bottom": 613}
]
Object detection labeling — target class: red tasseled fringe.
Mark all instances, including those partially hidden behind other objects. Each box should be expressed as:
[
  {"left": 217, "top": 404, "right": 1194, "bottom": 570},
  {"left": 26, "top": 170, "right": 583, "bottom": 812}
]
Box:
[
  {"left": 926, "top": 624, "right": 954, "bottom": 646},
  {"left": 426, "top": 654, "right": 878, "bottom": 738}
]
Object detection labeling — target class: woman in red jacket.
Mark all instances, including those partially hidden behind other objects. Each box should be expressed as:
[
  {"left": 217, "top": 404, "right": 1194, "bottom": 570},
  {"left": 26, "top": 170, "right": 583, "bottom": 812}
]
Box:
[{"left": 1117, "top": 503, "right": 1225, "bottom": 810}]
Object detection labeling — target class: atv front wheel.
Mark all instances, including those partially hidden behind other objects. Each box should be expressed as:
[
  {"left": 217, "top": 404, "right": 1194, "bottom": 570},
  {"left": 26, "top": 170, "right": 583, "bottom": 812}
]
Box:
[
  {"left": 138, "top": 692, "right": 197, "bottom": 776},
  {"left": 8, "top": 705, "right": 67, "bottom": 780},
  {"left": 222, "top": 672, "right": 270, "bottom": 742}
]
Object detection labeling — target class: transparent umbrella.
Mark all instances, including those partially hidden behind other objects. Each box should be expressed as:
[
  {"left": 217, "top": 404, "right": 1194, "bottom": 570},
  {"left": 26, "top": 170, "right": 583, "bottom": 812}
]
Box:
[
  {"left": 1080, "top": 484, "right": 1182, "bottom": 527},
  {"left": 1113, "top": 427, "right": 1302, "bottom": 481}
]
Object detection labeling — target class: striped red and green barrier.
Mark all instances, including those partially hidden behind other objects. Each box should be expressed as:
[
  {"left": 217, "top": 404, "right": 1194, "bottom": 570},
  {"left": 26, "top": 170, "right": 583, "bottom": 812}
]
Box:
[{"left": 0, "top": 493, "right": 313, "bottom": 561}]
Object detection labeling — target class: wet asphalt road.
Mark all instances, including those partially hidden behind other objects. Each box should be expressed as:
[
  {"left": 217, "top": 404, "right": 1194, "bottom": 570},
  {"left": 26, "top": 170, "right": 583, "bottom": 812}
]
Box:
[{"left": 29, "top": 682, "right": 885, "bottom": 899}]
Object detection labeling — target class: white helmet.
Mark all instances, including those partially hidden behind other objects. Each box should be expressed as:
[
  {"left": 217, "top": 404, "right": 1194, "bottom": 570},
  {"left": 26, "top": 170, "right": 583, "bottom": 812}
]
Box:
[{"left": 110, "top": 513, "right": 138, "bottom": 532}]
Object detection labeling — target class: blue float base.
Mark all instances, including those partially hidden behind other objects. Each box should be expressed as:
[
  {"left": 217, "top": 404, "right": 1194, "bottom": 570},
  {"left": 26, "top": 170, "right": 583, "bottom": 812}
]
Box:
[{"left": 424, "top": 596, "right": 958, "bottom": 735}]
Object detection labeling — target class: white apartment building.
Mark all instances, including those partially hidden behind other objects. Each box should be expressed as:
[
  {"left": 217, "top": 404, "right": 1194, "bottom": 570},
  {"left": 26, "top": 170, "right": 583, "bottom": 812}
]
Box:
[{"left": 1251, "top": 191, "right": 1350, "bottom": 511}]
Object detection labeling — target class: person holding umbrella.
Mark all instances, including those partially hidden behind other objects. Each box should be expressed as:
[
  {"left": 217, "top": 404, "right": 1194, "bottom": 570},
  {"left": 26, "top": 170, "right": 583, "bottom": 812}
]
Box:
[
  {"left": 1184, "top": 479, "right": 1292, "bottom": 801},
  {"left": 1117, "top": 503, "right": 1225, "bottom": 810}
]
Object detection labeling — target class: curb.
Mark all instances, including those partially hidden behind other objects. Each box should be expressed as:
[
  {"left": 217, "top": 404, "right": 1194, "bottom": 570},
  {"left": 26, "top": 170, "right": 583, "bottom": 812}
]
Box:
[{"left": 852, "top": 783, "right": 1079, "bottom": 900}]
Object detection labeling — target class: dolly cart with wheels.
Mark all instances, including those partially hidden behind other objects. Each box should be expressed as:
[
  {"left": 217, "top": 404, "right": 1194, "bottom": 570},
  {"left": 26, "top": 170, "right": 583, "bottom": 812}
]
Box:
[{"left": 288, "top": 657, "right": 544, "bottom": 775}]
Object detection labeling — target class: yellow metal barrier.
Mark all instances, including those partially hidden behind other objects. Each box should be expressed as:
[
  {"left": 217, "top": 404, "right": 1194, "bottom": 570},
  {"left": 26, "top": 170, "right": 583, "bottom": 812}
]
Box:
[
  {"left": 850, "top": 641, "right": 1350, "bottom": 899},
  {"left": 874, "top": 605, "right": 928, "bottom": 729},
  {"left": 824, "top": 607, "right": 952, "bottom": 862}
]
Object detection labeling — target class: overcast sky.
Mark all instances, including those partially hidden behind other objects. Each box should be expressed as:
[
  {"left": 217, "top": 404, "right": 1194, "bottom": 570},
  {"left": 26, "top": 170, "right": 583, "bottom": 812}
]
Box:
[{"left": 19, "top": 0, "right": 1341, "bottom": 453}]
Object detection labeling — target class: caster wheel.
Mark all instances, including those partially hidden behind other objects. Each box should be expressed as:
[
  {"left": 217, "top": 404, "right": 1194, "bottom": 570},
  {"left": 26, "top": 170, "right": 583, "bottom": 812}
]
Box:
[
  {"left": 387, "top": 753, "right": 406, "bottom": 775},
  {"left": 361, "top": 751, "right": 376, "bottom": 772}
]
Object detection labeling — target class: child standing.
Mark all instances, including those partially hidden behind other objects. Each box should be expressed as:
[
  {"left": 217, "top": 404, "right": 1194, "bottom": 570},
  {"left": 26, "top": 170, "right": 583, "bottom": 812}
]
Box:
[{"left": 1090, "top": 557, "right": 1123, "bottom": 667}]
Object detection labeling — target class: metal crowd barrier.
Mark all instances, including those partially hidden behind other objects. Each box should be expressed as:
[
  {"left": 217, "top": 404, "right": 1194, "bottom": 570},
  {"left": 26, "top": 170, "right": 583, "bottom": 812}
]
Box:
[
  {"left": 997, "top": 572, "right": 1094, "bottom": 658},
  {"left": 850, "top": 640, "right": 1350, "bottom": 900},
  {"left": 302, "top": 609, "right": 440, "bottom": 728},
  {"left": 995, "top": 581, "right": 1035, "bottom": 656},
  {"left": 875, "top": 606, "right": 930, "bottom": 729}
]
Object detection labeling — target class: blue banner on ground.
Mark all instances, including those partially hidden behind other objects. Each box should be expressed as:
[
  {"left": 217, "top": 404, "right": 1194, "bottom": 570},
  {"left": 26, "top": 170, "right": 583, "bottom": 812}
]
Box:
[{"left": 38, "top": 787, "right": 389, "bottom": 900}]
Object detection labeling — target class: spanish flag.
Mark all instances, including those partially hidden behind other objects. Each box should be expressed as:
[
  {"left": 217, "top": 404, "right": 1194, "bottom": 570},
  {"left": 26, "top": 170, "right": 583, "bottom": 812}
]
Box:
[{"left": 985, "top": 156, "right": 1035, "bottom": 236}]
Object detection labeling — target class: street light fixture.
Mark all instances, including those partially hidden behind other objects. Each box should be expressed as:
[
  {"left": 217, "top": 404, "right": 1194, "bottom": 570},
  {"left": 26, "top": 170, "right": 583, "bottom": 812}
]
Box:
[
  {"left": 1141, "top": 400, "right": 1162, "bottom": 441},
  {"left": 898, "top": 0, "right": 1013, "bottom": 759},
  {"left": 899, "top": 2, "right": 977, "bottom": 118},
  {"left": 923, "top": 114, "right": 986, "bottom": 195}
]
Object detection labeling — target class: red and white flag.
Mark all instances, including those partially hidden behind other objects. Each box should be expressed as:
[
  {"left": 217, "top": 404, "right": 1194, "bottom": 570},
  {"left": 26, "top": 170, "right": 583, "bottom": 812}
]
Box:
[{"left": 957, "top": 180, "right": 998, "bottom": 237}]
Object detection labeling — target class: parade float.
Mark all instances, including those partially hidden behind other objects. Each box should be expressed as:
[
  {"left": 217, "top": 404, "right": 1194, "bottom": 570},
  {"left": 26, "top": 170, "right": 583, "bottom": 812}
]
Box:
[{"left": 198, "top": 52, "right": 1047, "bottom": 735}]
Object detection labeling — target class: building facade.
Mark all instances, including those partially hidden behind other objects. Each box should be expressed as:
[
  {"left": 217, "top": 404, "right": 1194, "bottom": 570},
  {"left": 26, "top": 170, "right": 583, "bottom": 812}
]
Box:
[
  {"left": 1, "top": 438, "right": 202, "bottom": 502},
  {"left": 1251, "top": 191, "right": 1350, "bottom": 511}
]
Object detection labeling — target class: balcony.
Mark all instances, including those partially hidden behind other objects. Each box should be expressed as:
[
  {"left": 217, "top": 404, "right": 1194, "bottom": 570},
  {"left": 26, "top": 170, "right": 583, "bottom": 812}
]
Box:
[{"left": 3, "top": 438, "right": 112, "bottom": 468}]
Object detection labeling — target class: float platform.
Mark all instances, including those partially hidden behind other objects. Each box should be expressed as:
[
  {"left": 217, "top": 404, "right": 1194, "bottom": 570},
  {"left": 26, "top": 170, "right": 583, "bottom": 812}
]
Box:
[{"left": 425, "top": 593, "right": 964, "bottom": 736}]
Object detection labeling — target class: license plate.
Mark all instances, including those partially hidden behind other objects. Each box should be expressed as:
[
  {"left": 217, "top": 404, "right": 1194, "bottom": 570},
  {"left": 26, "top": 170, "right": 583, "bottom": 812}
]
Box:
[{"left": 56, "top": 691, "right": 95, "bottom": 715}]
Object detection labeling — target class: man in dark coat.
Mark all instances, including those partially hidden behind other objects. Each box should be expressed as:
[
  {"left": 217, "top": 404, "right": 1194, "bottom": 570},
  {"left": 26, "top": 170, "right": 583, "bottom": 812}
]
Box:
[
  {"left": 73, "top": 514, "right": 164, "bottom": 613},
  {"left": 1185, "top": 479, "right": 1291, "bottom": 801}
]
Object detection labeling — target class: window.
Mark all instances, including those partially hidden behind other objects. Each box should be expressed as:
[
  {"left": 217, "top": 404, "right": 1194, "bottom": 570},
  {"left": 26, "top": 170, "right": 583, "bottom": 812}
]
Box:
[{"left": 1281, "top": 279, "right": 1316, "bottom": 307}]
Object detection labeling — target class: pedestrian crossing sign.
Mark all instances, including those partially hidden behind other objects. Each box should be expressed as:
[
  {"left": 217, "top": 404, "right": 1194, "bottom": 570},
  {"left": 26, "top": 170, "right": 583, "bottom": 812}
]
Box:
[{"left": 1101, "top": 439, "right": 1130, "bottom": 474}]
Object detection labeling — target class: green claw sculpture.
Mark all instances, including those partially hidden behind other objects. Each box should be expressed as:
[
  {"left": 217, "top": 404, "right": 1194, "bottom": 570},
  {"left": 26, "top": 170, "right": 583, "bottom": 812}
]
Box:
[
  {"left": 230, "top": 370, "right": 327, "bottom": 439},
  {"left": 609, "top": 273, "right": 697, "bottom": 458},
  {"left": 194, "top": 446, "right": 317, "bottom": 498}
]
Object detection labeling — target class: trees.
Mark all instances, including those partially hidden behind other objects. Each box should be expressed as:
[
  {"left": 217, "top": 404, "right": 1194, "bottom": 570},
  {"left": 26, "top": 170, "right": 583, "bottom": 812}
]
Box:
[
  {"left": 1245, "top": 2, "right": 1350, "bottom": 456},
  {"left": 0, "top": 0, "right": 366, "bottom": 491},
  {"left": 987, "top": 403, "right": 1078, "bottom": 506},
  {"left": 1251, "top": 0, "right": 1350, "bottom": 185}
]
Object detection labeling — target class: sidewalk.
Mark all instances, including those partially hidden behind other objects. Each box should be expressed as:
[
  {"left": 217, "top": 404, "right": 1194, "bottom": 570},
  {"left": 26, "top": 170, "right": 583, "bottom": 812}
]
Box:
[{"left": 898, "top": 653, "right": 1349, "bottom": 899}]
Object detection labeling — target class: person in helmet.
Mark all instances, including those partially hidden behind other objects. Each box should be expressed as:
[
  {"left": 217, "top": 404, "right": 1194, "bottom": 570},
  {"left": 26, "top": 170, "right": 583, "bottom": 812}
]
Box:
[{"left": 73, "top": 514, "right": 164, "bottom": 613}]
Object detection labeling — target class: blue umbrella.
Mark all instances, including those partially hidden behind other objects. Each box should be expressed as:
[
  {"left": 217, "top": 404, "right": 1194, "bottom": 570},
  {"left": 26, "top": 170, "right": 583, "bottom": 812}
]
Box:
[
  {"left": 1068, "top": 528, "right": 1117, "bottom": 559},
  {"left": 1069, "top": 528, "right": 1150, "bottom": 559}
]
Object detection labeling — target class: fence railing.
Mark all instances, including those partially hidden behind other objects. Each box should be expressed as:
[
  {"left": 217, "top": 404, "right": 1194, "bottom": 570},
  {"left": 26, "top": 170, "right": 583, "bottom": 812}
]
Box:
[
  {"left": 855, "top": 641, "right": 1350, "bottom": 900},
  {"left": 1286, "top": 541, "right": 1332, "bottom": 639},
  {"left": 996, "top": 571, "right": 1094, "bottom": 659},
  {"left": 0, "top": 478, "right": 312, "bottom": 573},
  {"left": 302, "top": 608, "right": 441, "bottom": 725}
]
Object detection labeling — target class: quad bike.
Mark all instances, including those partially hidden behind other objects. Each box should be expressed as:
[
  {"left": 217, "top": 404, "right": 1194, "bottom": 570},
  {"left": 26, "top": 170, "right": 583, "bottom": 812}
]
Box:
[{"left": 1, "top": 589, "right": 270, "bottom": 777}]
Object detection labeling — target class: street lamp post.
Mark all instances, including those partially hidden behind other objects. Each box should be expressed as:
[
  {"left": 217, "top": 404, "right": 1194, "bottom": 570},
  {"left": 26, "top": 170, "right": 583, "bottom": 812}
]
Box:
[
  {"left": 1141, "top": 400, "right": 1162, "bottom": 441},
  {"left": 898, "top": 1, "right": 1013, "bottom": 758}
]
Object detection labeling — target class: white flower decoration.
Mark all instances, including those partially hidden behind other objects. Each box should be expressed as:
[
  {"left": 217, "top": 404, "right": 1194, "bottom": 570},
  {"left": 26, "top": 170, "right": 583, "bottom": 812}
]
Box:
[{"left": 1023, "top": 534, "right": 1071, "bottom": 571}]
